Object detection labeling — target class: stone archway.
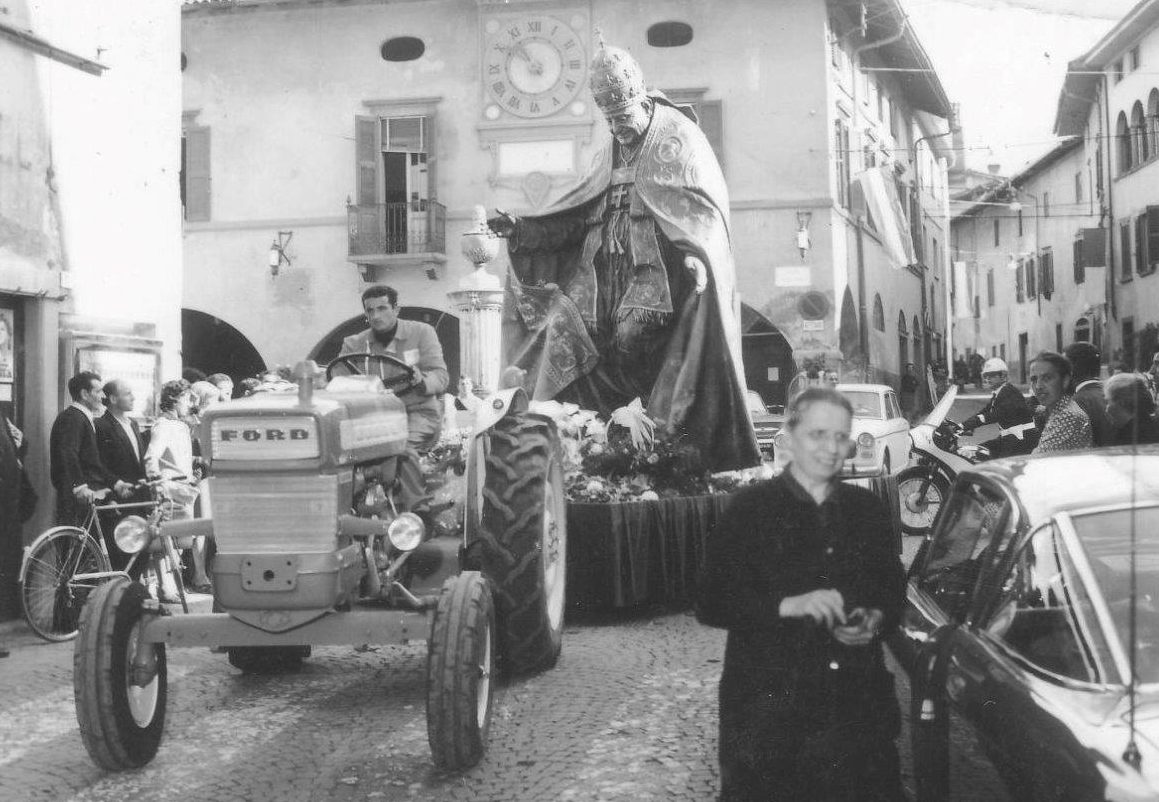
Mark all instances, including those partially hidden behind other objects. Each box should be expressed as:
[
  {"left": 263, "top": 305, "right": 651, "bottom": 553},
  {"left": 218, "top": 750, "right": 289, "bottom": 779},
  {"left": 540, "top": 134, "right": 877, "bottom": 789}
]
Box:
[
  {"left": 310, "top": 306, "right": 460, "bottom": 383},
  {"left": 838, "top": 286, "right": 860, "bottom": 363},
  {"left": 181, "top": 309, "right": 266, "bottom": 386},
  {"left": 740, "top": 304, "right": 795, "bottom": 409}
]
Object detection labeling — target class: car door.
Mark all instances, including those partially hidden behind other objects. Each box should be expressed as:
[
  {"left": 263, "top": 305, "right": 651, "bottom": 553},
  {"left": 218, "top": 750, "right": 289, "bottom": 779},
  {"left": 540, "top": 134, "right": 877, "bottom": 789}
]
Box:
[
  {"left": 940, "top": 520, "right": 1118, "bottom": 799},
  {"left": 881, "top": 391, "right": 909, "bottom": 470},
  {"left": 901, "top": 477, "right": 1018, "bottom": 663}
]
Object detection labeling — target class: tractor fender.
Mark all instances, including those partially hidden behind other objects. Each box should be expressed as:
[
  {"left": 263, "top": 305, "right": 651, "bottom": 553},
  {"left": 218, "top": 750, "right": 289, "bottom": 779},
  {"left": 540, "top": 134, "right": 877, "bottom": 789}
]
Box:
[{"left": 470, "top": 387, "right": 528, "bottom": 435}]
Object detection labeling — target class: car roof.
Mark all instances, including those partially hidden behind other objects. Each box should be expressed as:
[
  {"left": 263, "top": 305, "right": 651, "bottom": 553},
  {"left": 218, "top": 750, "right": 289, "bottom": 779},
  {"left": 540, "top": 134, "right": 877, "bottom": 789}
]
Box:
[
  {"left": 835, "top": 383, "right": 891, "bottom": 394},
  {"left": 960, "top": 447, "right": 1159, "bottom": 524}
]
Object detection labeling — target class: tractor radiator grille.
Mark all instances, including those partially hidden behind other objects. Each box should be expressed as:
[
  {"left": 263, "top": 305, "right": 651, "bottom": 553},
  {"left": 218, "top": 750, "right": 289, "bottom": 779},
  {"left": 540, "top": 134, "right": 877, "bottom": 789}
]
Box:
[{"left": 210, "top": 474, "right": 338, "bottom": 553}]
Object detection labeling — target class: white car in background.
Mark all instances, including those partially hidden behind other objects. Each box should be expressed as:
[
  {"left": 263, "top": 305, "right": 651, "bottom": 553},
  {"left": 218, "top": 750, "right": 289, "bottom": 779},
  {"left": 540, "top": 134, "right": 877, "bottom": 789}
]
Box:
[
  {"left": 766, "top": 382, "right": 910, "bottom": 476},
  {"left": 836, "top": 383, "right": 910, "bottom": 475}
]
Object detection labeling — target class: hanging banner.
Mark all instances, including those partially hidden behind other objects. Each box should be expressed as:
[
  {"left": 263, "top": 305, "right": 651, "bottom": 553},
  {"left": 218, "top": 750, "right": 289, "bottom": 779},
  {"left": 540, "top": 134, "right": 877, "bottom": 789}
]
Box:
[
  {"left": 852, "top": 166, "right": 917, "bottom": 270},
  {"left": 953, "top": 261, "right": 973, "bottom": 319}
]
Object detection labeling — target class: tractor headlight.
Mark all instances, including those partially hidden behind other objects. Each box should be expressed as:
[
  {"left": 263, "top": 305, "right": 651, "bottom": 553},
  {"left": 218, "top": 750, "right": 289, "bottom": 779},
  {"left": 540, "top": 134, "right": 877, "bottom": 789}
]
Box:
[
  {"left": 387, "top": 512, "right": 425, "bottom": 552},
  {"left": 114, "top": 516, "right": 151, "bottom": 554}
]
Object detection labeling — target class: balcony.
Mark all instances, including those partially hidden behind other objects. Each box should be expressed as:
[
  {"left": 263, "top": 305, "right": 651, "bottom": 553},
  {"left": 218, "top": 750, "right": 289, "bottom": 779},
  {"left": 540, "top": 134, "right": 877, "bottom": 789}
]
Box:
[{"left": 347, "top": 201, "right": 447, "bottom": 277}]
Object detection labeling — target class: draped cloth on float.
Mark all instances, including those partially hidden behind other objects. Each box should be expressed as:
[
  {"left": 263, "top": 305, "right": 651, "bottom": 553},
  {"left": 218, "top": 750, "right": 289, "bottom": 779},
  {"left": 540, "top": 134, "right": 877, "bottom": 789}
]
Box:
[{"left": 502, "top": 97, "right": 759, "bottom": 472}]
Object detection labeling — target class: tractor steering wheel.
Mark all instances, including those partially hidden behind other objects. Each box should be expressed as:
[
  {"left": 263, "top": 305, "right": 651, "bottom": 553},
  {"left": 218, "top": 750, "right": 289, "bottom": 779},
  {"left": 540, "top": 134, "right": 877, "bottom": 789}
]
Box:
[{"left": 326, "top": 352, "right": 417, "bottom": 392}]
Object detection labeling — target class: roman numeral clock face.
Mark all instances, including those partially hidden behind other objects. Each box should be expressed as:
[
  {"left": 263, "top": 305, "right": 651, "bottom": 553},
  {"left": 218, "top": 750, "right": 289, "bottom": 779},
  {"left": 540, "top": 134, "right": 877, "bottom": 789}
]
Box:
[{"left": 485, "top": 16, "right": 586, "bottom": 118}]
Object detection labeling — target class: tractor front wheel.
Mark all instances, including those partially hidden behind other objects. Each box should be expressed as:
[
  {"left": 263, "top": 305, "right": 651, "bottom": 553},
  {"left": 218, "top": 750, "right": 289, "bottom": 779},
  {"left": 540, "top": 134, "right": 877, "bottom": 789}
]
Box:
[
  {"left": 73, "top": 578, "right": 167, "bottom": 770},
  {"left": 426, "top": 571, "right": 495, "bottom": 771}
]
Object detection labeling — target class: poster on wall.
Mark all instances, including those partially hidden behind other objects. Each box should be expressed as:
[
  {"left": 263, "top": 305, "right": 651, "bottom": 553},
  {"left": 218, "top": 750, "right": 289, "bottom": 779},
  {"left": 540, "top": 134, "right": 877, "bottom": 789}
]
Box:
[
  {"left": 0, "top": 308, "right": 14, "bottom": 383},
  {"left": 75, "top": 347, "right": 160, "bottom": 418}
]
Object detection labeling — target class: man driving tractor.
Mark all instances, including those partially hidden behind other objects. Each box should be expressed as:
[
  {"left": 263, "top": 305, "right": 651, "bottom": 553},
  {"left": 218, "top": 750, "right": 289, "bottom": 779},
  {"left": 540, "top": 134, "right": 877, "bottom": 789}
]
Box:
[
  {"left": 337, "top": 285, "right": 449, "bottom": 514},
  {"left": 960, "top": 357, "right": 1039, "bottom": 458}
]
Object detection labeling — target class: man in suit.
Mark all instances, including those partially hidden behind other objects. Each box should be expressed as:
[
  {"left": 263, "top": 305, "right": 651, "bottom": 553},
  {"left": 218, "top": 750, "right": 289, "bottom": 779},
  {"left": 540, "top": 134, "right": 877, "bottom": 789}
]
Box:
[
  {"left": 95, "top": 379, "right": 148, "bottom": 570},
  {"left": 337, "top": 285, "right": 449, "bottom": 513},
  {"left": 1064, "top": 342, "right": 1114, "bottom": 447},
  {"left": 50, "top": 372, "right": 129, "bottom": 527},
  {"left": 961, "top": 358, "right": 1039, "bottom": 458}
]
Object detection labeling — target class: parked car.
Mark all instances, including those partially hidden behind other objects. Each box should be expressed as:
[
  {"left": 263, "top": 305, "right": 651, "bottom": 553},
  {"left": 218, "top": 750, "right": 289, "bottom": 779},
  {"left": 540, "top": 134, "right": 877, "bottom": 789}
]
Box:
[
  {"left": 835, "top": 383, "right": 910, "bottom": 475},
  {"left": 896, "top": 447, "right": 1159, "bottom": 801},
  {"left": 745, "top": 390, "right": 784, "bottom": 457}
]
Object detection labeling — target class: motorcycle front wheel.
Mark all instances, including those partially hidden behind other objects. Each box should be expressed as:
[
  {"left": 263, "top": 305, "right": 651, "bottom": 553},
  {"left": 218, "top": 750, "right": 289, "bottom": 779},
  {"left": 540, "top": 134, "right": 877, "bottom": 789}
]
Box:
[{"left": 896, "top": 467, "right": 950, "bottom": 536}]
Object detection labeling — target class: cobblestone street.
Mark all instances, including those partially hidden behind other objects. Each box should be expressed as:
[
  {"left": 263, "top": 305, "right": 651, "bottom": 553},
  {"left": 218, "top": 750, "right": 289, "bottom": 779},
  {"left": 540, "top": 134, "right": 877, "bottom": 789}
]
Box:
[{"left": 0, "top": 577, "right": 1008, "bottom": 801}]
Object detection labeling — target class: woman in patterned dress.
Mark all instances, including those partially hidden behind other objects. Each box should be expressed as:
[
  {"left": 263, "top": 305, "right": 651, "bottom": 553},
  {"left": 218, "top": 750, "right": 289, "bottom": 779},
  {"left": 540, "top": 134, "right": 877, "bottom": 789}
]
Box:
[{"left": 1030, "top": 351, "right": 1094, "bottom": 454}]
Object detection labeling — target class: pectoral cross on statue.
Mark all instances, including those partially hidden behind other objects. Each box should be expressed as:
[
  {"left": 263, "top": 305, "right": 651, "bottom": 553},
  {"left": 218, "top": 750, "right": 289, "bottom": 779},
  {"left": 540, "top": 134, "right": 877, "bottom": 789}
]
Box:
[{"left": 609, "top": 183, "right": 631, "bottom": 208}]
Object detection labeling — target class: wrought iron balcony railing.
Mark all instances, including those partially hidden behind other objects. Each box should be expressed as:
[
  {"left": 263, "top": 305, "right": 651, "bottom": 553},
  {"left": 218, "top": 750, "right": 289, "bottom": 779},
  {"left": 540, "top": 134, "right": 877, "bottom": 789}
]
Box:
[{"left": 347, "top": 200, "right": 446, "bottom": 259}]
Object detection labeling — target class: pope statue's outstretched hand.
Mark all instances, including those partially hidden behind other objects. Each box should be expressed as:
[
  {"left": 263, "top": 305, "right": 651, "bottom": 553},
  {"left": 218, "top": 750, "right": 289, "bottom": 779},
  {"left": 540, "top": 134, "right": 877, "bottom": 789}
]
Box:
[{"left": 488, "top": 37, "right": 758, "bottom": 472}]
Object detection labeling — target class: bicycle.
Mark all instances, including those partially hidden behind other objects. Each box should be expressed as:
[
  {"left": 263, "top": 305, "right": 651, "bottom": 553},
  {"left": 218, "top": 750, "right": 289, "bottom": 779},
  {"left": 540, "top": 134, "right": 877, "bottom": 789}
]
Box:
[{"left": 18, "top": 478, "right": 197, "bottom": 642}]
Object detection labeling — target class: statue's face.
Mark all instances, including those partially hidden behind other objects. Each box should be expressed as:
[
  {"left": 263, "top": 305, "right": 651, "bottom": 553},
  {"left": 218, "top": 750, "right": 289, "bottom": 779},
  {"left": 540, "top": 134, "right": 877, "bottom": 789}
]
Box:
[{"left": 605, "top": 99, "right": 651, "bottom": 146}]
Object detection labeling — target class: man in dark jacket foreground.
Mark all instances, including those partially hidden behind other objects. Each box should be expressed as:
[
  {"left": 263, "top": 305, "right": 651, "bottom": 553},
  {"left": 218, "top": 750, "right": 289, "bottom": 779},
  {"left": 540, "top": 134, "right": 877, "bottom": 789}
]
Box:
[
  {"left": 698, "top": 387, "right": 905, "bottom": 801},
  {"left": 1064, "top": 342, "right": 1114, "bottom": 447}
]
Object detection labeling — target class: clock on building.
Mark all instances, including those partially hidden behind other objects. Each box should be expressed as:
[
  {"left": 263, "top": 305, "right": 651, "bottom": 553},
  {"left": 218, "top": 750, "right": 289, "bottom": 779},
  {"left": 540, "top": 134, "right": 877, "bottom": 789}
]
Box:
[{"left": 484, "top": 15, "right": 586, "bottom": 119}]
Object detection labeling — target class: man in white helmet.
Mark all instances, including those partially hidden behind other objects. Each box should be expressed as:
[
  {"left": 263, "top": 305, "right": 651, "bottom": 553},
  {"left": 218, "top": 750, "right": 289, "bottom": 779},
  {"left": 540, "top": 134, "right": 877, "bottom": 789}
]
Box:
[{"left": 961, "top": 357, "right": 1039, "bottom": 457}]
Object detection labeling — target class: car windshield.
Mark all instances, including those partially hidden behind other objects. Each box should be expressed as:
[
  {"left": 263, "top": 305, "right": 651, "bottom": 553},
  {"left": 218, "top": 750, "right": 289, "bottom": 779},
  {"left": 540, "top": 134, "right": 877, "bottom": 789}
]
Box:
[
  {"left": 1071, "top": 505, "right": 1159, "bottom": 684},
  {"left": 843, "top": 391, "right": 883, "bottom": 420}
]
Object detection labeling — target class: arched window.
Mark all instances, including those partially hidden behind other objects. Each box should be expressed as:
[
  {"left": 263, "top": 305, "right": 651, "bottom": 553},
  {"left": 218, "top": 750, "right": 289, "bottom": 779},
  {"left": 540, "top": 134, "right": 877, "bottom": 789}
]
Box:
[
  {"left": 1132, "top": 100, "right": 1148, "bottom": 164},
  {"left": 1148, "top": 88, "right": 1159, "bottom": 160},
  {"left": 873, "top": 294, "right": 885, "bottom": 331},
  {"left": 646, "top": 21, "right": 693, "bottom": 48},
  {"left": 897, "top": 311, "right": 908, "bottom": 337},
  {"left": 1117, "top": 110, "right": 1132, "bottom": 173},
  {"left": 381, "top": 36, "right": 425, "bottom": 62}
]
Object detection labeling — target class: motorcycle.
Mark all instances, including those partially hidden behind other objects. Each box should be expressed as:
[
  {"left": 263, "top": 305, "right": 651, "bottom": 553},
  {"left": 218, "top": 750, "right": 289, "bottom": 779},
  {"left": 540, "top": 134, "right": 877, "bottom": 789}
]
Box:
[{"left": 896, "top": 386, "right": 990, "bottom": 536}]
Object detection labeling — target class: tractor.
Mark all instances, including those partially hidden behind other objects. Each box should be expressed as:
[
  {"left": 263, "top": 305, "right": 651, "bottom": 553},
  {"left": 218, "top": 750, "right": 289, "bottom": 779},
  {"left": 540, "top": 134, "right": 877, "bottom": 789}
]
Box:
[{"left": 72, "top": 355, "right": 567, "bottom": 773}]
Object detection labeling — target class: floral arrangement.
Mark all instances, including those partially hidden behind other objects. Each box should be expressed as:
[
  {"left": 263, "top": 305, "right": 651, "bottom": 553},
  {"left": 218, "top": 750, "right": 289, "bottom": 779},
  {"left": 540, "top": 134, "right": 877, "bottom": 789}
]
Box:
[{"left": 530, "top": 399, "right": 775, "bottom": 503}]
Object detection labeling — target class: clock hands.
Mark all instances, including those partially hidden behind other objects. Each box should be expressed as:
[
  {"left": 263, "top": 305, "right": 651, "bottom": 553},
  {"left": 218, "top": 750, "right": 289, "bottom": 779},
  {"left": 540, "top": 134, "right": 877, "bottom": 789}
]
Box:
[{"left": 505, "top": 40, "right": 545, "bottom": 76}]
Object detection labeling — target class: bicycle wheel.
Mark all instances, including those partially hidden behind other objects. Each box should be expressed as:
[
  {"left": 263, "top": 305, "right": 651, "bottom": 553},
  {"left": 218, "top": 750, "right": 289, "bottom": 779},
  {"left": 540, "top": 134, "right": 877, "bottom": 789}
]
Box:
[{"left": 21, "top": 527, "right": 111, "bottom": 642}]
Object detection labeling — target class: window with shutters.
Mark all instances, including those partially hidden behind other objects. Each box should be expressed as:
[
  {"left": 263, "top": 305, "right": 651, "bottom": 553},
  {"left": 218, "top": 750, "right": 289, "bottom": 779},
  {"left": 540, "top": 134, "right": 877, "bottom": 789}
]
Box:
[
  {"left": 1147, "top": 207, "right": 1159, "bottom": 274},
  {"left": 350, "top": 100, "right": 444, "bottom": 260},
  {"left": 987, "top": 269, "right": 995, "bottom": 306},
  {"left": 1015, "top": 260, "right": 1025, "bottom": 303},
  {"left": 993, "top": 217, "right": 1000, "bottom": 246},
  {"left": 1026, "top": 255, "right": 1037, "bottom": 298},
  {"left": 835, "top": 116, "right": 851, "bottom": 209},
  {"left": 181, "top": 117, "right": 211, "bottom": 222},
  {"left": 1073, "top": 237, "right": 1085, "bottom": 284},
  {"left": 1043, "top": 191, "right": 1050, "bottom": 218},
  {"left": 1041, "top": 249, "right": 1055, "bottom": 298},
  {"left": 1136, "top": 213, "right": 1150, "bottom": 275},
  {"left": 1121, "top": 220, "right": 1133, "bottom": 282}
]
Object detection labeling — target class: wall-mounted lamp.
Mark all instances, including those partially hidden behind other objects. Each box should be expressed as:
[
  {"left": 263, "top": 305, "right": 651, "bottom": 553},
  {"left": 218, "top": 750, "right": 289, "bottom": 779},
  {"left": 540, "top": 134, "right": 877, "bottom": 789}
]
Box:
[
  {"left": 795, "top": 211, "right": 813, "bottom": 260},
  {"left": 267, "top": 231, "right": 293, "bottom": 276}
]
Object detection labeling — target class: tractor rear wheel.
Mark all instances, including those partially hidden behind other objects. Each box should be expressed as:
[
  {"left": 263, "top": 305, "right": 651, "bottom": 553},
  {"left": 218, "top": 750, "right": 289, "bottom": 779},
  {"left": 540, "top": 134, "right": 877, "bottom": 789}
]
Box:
[{"left": 465, "top": 411, "right": 566, "bottom": 676}]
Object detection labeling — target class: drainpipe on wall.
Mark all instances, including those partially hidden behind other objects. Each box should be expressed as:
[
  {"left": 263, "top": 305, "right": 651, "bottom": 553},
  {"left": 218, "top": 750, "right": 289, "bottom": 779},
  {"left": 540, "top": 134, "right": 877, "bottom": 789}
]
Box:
[
  {"left": 1100, "top": 72, "right": 1117, "bottom": 359},
  {"left": 849, "top": 9, "right": 907, "bottom": 380}
]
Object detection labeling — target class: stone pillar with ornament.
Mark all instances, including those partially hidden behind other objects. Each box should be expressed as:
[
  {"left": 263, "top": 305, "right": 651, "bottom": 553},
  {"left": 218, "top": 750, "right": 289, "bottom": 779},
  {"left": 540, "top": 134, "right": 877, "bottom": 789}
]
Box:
[{"left": 447, "top": 206, "right": 506, "bottom": 397}]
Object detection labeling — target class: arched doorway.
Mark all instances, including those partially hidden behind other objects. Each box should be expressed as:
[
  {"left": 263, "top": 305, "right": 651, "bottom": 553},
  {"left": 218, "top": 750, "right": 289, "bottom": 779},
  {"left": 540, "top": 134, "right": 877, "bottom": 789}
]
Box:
[
  {"left": 181, "top": 309, "right": 266, "bottom": 386},
  {"left": 310, "top": 306, "right": 460, "bottom": 384},
  {"left": 838, "top": 287, "right": 860, "bottom": 364},
  {"left": 740, "top": 304, "right": 795, "bottom": 409}
]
